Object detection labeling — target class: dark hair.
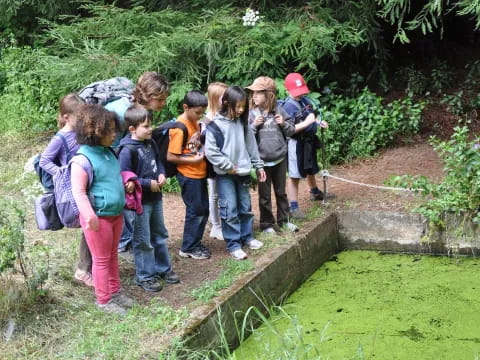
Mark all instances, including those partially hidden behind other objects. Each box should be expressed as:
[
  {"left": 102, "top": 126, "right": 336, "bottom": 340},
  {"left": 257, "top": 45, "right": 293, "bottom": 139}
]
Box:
[
  {"left": 219, "top": 86, "right": 248, "bottom": 123},
  {"left": 57, "top": 93, "right": 85, "bottom": 128},
  {"left": 75, "top": 104, "right": 120, "bottom": 146},
  {"left": 125, "top": 104, "right": 153, "bottom": 129},
  {"left": 183, "top": 90, "right": 208, "bottom": 108},
  {"left": 133, "top": 71, "right": 169, "bottom": 105}
]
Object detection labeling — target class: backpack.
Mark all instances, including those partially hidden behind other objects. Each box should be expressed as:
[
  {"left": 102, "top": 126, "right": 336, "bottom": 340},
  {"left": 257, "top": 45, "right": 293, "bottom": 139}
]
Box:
[
  {"left": 33, "top": 132, "right": 71, "bottom": 192},
  {"left": 152, "top": 120, "right": 188, "bottom": 178},
  {"left": 78, "top": 77, "right": 134, "bottom": 105},
  {"left": 53, "top": 155, "right": 94, "bottom": 228},
  {"left": 34, "top": 192, "right": 64, "bottom": 231}
]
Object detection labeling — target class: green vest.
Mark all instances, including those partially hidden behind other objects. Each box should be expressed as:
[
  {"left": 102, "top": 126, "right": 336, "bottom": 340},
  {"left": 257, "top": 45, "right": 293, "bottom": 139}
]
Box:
[{"left": 77, "top": 145, "right": 125, "bottom": 216}]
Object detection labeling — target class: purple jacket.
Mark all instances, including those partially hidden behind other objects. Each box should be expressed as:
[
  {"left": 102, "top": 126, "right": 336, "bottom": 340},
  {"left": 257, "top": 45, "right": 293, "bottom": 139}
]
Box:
[{"left": 121, "top": 171, "right": 143, "bottom": 215}]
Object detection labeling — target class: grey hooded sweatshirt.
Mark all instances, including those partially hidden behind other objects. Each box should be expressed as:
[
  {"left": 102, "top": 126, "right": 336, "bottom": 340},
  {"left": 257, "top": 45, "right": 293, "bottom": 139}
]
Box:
[{"left": 205, "top": 114, "right": 264, "bottom": 176}]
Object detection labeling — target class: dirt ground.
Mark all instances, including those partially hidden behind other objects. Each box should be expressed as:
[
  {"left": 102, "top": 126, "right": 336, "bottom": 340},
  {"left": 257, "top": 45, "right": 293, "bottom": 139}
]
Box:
[{"left": 119, "top": 133, "right": 446, "bottom": 309}]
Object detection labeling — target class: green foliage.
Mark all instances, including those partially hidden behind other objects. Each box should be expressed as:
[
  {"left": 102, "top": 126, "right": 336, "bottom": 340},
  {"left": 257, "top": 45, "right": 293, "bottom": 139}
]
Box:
[
  {"left": 387, "top": 126, "right": 480, "bottom": 226},
  {"left": 395, "top": 67, "right": 429, "bottom": 96},
  {"left": 440, "top": 91, "right": 464, "bottom": 116},
  {"left": 430, "top": 62, "right": 453, "bottom": 95},
  {"left": 0, "top": 199, "right": 25, "bottom": 274},
  {"left": 320, "top": 88, "right": 424, "bottom": 163}
]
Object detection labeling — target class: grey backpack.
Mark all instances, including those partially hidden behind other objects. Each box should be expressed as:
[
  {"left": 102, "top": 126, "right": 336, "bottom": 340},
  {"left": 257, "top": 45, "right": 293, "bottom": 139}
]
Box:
[{"left": 78, "top": 77, "right": 134, "bottom": 105}]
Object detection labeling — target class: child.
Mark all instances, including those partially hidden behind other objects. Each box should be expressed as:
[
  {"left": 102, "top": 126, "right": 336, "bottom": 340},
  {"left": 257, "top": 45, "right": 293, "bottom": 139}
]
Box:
[
  {"left": 119, "top": 104, "right": 179, "bottom": 292},
  {"left": 282, "top": 73, "right": 329, "bottom": 219},
  {"left": 105, "top": 71, "right": 169, "bottom": 254},
  {"left": 205, "top": 86, "right": 267, "bottom": 260},
  {"left": 39, "top": 93, "right": 93, "bottom": 287},
  {"left": 205, "top": 82, "right": 228, "bottom": 241},
  {"left": 71, "top": 104, "right": 133, "bottom": 315},
  {"left": 167, "top": 91, "right": 211, "bottom": 260},
  {"left": 246, "top": 76, "right": 298, "bottom": 234}
]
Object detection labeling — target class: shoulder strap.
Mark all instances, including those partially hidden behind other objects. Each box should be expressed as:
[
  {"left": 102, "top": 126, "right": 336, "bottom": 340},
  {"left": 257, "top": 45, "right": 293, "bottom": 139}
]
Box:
[
  {"left": 56, "top": 132, "right": 72, "bottom": 161},
  {"left": 174, "top": 122, "right": 189, "bottom": 148},
  {"left": 206, "top": 121, "right": 225, "bottom": 149},
  {"left": 118, "top": 144, "right": 138, "bottom": 171}
]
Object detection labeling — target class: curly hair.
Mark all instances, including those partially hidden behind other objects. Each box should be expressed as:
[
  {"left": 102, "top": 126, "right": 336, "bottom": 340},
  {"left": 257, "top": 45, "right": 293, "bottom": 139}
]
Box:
[
  {"left": 133, "top": 71, "right": 169, "bottom": 105},
  {"left": 75, "top": 104, "right": 120, "bottom": 146}
]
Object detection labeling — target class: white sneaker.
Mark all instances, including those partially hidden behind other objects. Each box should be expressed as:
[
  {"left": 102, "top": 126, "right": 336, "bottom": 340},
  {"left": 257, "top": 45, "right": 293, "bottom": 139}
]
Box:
[
  {"left": 210, "top": 225, "right": 224, "bottom": 240},
  {"left": 263, "top": 227, "right": 277, "bottom": 235},
  {"left": 284, "top": 222, "right": 299, "bottom": 232},
  {"left": 230, "top": 248, "right": 248, "bottom": 260},
  {"left": 247, "top": 239, "right": 263, "bottom": 250}
]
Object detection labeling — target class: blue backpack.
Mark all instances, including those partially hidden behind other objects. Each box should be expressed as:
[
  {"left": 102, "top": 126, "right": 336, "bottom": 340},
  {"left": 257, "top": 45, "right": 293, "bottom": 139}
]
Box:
[
  {"left": 53, "top": 155, "right": 94, "bottom": 228},
  {"left": 33, "top": 133, "right": 71, "bottom": 192}
]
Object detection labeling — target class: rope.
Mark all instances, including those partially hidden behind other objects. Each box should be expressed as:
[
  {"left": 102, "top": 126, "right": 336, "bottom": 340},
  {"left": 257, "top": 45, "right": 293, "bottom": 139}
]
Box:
[{"left": 320, "top": 170, "right": 419, "bottom": 192}]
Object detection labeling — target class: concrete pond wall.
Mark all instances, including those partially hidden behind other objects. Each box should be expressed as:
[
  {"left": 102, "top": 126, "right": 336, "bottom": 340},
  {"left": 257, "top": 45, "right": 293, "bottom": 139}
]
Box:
[{"left": 180, "top": 210, "right": 480, "bottom": 352}]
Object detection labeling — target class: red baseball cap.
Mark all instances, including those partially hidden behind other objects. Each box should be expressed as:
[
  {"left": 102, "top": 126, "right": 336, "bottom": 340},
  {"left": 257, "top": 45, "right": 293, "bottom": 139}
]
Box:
[{"left": 284, "top": 73, "right": 310, "bottom": 97}]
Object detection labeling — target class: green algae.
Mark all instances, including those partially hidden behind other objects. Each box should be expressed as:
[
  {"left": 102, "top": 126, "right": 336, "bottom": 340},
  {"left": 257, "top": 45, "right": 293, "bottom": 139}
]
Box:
[{"left": 233, "top": 251, "right": 480, "bottom": 360}]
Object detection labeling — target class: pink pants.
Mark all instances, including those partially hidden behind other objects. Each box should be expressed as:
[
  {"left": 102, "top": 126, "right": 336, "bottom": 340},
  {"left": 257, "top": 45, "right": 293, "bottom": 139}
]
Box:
[{"left": 81, "top": 215, "right": 123, "bottom": 304}]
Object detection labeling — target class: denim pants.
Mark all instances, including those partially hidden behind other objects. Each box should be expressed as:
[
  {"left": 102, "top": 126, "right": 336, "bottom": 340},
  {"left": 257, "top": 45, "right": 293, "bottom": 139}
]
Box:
[
  {"left": 132, "top": 200, "right": 171, "bottom": 282},
  {"left": 216, "top": 174, "right": 254, "bottom": 252},
  {"left": 118, "top": 209, "right": 135, "bottom": 250},
  {"left": 177, "top": 174, "right": 209, "bottom": 252},
  {"left": 208, "top": 178, "right": 221, "bottom": 228}
]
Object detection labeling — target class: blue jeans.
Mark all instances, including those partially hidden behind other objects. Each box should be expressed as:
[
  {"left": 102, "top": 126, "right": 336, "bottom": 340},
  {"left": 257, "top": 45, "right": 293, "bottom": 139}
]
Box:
[
  {"left": 177, "top": 174, "right": 209, "bottom": 252},
  {"left": 216, "top": 174, "right": 254, "bottom": 252},
  {"left": 118, "top": 209, "right": 135, "bottom": 250},
  {"left": 132, "top": 200, "right": 171, "bottom": 281}
]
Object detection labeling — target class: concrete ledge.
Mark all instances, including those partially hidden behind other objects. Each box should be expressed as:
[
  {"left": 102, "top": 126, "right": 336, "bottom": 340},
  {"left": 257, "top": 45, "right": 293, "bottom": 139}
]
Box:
[{"left": 182, "top": 214, "right": 339, "bottom": 351}]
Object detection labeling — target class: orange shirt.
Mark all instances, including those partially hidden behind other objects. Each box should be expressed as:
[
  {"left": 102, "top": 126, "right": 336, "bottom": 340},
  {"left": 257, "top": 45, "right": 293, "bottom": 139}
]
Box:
[{"left": 167, "top": 115, "right": 207, "bottom": 179}]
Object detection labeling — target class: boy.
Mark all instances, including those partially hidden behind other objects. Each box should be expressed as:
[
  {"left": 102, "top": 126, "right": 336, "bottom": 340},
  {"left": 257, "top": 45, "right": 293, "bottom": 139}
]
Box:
[
  {"left": 282, "top": 72, "right": 330, "bottom": 219},
  {"left": 119, "top": 104, "right": 179, "bottom": 292},
  {"left": 167, "top": 91, "right": 210, "bottom": 260}
]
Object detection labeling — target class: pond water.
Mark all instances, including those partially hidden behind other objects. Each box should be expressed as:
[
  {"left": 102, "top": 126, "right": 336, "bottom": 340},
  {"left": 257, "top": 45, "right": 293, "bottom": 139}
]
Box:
[{"left": 233, "top": 251, "right": 480, "bottom": 359}]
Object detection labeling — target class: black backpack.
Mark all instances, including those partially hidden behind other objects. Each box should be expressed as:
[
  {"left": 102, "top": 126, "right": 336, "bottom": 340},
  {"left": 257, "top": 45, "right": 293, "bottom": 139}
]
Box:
[{"left": 152, "top": 120, "right": 188, "bottom": 178}]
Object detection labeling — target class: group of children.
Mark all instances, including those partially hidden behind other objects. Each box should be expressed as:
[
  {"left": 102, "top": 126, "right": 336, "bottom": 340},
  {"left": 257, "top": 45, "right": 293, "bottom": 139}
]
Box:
[{"left": 39, "top": 71, "right": 329, "bottom": 315}]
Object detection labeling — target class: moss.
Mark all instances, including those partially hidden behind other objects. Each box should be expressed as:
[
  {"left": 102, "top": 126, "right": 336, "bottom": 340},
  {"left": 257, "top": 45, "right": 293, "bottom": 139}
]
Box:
[{"left": 234, "top": 251, "right": 480, "bottom": 359}]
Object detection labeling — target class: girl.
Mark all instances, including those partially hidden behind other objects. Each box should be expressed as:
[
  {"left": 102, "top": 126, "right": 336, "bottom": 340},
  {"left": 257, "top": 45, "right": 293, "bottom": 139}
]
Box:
[
  {"left": 204, "top": 82, "right": 227, "bottom": 241},
  {"left": 246, "top": 76, "right": 298, "bottom": 234},
  {"left": 105, "top": 71, "right": 170, "bottom": 254},
  {"left": 39, "top": 94, "right": 94, "bottom": 287},
  {"left": 71, "top": 104, "right": 132, "bottom": 315},
  {"left": 204, "top": 86, "right": 267, "bottom": 260}
]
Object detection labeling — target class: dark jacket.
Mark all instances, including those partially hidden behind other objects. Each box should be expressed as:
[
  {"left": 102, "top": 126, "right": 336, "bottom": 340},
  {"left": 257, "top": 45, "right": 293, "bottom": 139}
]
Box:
[{"left": 118, "top": 135, "right": 165, "bottom": 203}]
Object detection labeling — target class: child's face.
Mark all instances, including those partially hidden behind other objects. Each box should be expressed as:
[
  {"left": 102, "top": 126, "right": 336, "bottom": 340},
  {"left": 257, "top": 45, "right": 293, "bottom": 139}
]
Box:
[
  {"left": 234, "top": 99, "right": 246, "bottom": 117},
  {"left": 252, "top": 91, "right": 266, "bottom": 107},
  {"left": 100, "top": 121, "right": 117, "bottom": 147},
  {"left": 145, "top": 93, "right": 168, "bottom": 112},
  {"left": 184, "top": 105, "right": 206, "bottom": 122},
  {"left": 130, "top": 118, "right": 152, "bottom": 141}
]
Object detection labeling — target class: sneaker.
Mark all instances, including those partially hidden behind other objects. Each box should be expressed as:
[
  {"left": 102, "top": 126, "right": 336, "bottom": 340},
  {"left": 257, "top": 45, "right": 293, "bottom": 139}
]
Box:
[
  {"left": 74, "top": 269, "right": 94, "bottom": 287},
  {"left": 230, "top": 248, "right": 248, "bottom": 260},
  {"left": 134, "top": 278, "right": 163, "bottom": 292},
  {"left": 283, "top": 222, "right": 299, "bottom": 232},
  {"left": 97, "top": 300, "right": 127, "bottom": 316},
  {"left": 111, "top": 291, "right": 135, "bottom": 308},
  {"left": 159, "top": 270, "right": 180, "bottom": 284},
  {"left": 310, "top": 191, "right": 324, "bottom": 201},
  {"left": 199, "top": 244, "right": 212, "bottom": 257},
  {"left": 289, "top": 208, "right": 306, "bottom": 220},
  {"left": 179, "top": 248, "right": 210, "bottom": 260},
  {"left": 263, "top": 227, "right": 277, "bottom": 235},
  {"left": 209, "top": 225, "right": 224, "bottom": 240},
  {"left": 247, "top": 239, "right": 263, "bottom": 250}
]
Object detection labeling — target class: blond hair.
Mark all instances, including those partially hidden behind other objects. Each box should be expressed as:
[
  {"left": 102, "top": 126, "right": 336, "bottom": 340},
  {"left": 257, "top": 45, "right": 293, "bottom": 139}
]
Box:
[
  {"left": 207, "top": 82, "right": 228, "bottom": 116},
  {"left": 133, "top": 71, "right": 169, "bottom": 105}
]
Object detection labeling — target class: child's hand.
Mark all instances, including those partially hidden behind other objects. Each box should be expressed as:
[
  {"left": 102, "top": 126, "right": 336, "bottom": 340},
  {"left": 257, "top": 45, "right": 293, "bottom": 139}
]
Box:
[
  {"left": 274, "top": 114, "right": 284, "bottom": 126},
  {"left": 257, "top": 169, "right": 267, "bottom": 183},
  {"left": 318, "top": 119, "right": 329, "bottom": 129},
  {"left": 157, "top": 174, "right": 166, "bottom": 187},
  {"left": 227, "top": 165, "right": 237, "bottom": 175},
  {"left": 85, "top": 215, "right": 99, "bottom": 231},
  {"left": 125, "top": 181, "right": 135, "bottom": 194},
  {"left": 150, "top": 180, "right": 161, "bottom": 192},
  {"left": 193, "top": 152, "right": 205, "bottom": 163},
  {"left": 254, "top": 115, "right": 264, "bottom": 127}
]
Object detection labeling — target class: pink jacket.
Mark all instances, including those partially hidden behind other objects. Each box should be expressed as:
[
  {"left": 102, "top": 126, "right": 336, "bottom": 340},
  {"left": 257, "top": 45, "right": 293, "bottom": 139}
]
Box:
[{"left": 121, "top": 171, "right": 143, "bottom": 215}]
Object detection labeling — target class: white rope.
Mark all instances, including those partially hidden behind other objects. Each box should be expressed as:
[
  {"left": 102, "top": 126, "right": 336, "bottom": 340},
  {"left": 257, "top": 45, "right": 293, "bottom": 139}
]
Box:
[{"left": 320, "top": 170, "right": 419, "bottom": 192}]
